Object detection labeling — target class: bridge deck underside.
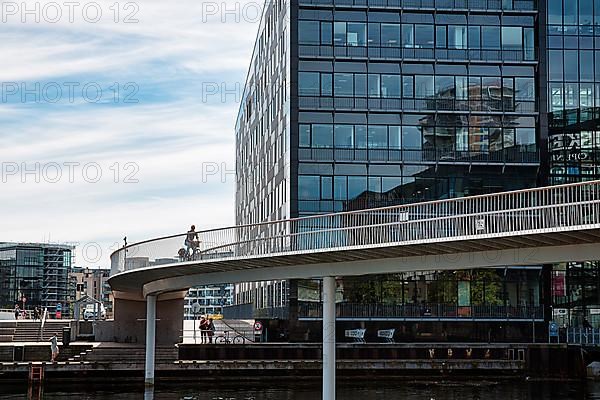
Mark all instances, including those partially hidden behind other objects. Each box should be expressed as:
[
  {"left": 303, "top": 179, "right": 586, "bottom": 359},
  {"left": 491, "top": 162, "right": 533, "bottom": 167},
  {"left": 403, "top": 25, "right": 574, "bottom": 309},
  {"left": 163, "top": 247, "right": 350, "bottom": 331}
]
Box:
[{"left": 109, "top": 228, "right": 600, "bottom": 296}]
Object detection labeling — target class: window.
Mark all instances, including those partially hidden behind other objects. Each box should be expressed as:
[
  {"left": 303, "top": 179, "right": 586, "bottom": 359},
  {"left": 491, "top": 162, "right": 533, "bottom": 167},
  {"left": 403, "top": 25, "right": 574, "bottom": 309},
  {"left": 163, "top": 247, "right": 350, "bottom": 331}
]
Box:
[
  {"left": 334, "top": 125, "right": 354, "bottom": 148},
  {"left": 515, "top": 78, "right": 535, "bottom": 101},
  {"left": 469, "top": 127, "right": 489, "bottom": 152},
  {"left": 436, "top": 26, "right": 447, "bottom": 48},
  {"left": 381, "top": 75, "right": 401, "bottom": 98},
  {"left": 368, "top": 74, "right": 381, "bottom": 97},
  {"left": 355, "top": 125, "right": 367, "bottom": 148},
  {"left": 321, "top": 176, "right": 333, "bottom": 200},
  {"left": 456, "top": 76, "right": 468, "bottom": 100},
  {"left": 299, "top": 124, "right": 311, "bottom": 147},
  {"left": 355, "top": 74, "right": 367, "bottom": 97},
  {"left": 501, "top": 27, "right": 522, "bottom": 50},
  {"left": 321, "top": 22, "right": 332, "bottom": 45},
  {"left": 415, "top": 25, "right": 434, "bottom": 48},
  {"left": 402, "top": 126, "right": 422, "bottom": 150},
  {"left": 334, "top": 73, "right": 354, "bottom": 96},
  {"left": 321, "top": 73, "right": 333, "bottom": 96},
  {"left": 299, "top": 21, "right": 320, "bottom": 44},
  {"left": 368, "top": 126, "right": 388, "bottom": 148},
  {"left": 347, "top": 23, "right": 366, "bottom": 46},
  {"left": 348, "top": 176, "right": 367, "bottom": 199},
  {"left": 312, "top": 124, "right": 333, "bottom": 148},
  {"left": 368, "top": 23, "right": 380, "bottom": 46},
  {"left": 402, "top": 24, "right": 414, "bottom": 48},
  {"left": 298, "top": 176, "right": 320, "bottom": 200},
  {"left": 389, "top": 126, "right": 401, "bottom": 149},
  {"left": 435, "top": 76, "right": 454, "bottom": 97},
  {"left": 403, "top": 76, "right": 414, "bottom": 98},
  {"left": 415, "top": 75, "right": 434, "bottom": 98},
  {"left": 448, "top": 26, "right": 467, "bottom": 49},
  {"left": 482, "top": 26, "right": 500, "bottom": 49},
  {"left": 468, "top": 26, "right": 481, "bottom": 49},
  {"left": 456, "top": 127, "right": 469, "bottom": 151},
  {"left": 334, "top": 22, "right": 346, "bottom": 46},
  {"left": 382, "top": 24, "right": 400, "bottom": 47},
  {"left": 299, "top": 72, "right": 319, "bottom": 96},
  {"left": 334, "top": 176, "right": 347, "bottom": 200},
  {"left": 516, "top": 128, "right": 536, "bottom": 151}
]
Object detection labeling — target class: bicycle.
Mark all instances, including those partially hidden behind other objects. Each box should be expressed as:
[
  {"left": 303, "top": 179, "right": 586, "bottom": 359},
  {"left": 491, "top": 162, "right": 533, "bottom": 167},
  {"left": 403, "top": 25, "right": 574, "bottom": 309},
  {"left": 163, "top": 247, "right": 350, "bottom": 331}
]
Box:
[
  {"left": 215, "top": 330, "right": 246, "bottom": 344},
  {"left": 178, "top": 242, "right": 202, "bottom": 262}
]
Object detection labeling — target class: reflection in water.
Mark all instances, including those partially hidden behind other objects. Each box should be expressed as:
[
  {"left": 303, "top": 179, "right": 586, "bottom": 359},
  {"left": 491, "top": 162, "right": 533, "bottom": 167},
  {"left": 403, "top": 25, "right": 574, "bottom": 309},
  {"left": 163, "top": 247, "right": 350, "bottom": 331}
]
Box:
[{"left": 3, "top": 381, "right": 600, "bottom": 400}]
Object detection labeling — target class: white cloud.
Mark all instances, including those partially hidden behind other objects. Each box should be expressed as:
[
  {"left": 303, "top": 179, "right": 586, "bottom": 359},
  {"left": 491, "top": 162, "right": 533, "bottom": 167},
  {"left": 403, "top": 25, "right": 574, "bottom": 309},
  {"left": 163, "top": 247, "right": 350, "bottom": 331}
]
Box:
[{"left": 0, "top": 0, "right": 261, "bottom": 267}]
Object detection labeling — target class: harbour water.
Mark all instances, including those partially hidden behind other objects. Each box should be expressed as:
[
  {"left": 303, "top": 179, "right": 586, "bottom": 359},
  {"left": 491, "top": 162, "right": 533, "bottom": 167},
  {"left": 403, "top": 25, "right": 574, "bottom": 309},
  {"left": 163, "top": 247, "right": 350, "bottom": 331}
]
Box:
[{"left": 3, "top": 380, "right": 600, "bottom": 400}]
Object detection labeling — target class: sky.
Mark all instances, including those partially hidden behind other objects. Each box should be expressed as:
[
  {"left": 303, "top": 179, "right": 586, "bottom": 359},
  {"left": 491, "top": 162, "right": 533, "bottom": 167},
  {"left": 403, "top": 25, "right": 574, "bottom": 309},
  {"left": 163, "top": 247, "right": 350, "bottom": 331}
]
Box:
[{"left": 0, "top": 0, "right": 261, "bottom": 268}]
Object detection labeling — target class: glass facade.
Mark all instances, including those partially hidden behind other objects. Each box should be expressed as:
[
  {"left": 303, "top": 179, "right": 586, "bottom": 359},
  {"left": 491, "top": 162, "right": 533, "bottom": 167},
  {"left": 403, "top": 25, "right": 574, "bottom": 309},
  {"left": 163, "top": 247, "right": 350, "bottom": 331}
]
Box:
[
  {"left": 296, "top": 5, "right": 539, "bottom": 217},
  {"left": 545, "top": 0, "right": 600, "bottom": 328},
  {"left": 546, "top": 0, "right": 600, "bottom": 184},
  {"left": 233, "top": 0, "right": 600, "bottom": 339},
  {"left": 0, "top": 243, "right": 73, "bottom": 317}
]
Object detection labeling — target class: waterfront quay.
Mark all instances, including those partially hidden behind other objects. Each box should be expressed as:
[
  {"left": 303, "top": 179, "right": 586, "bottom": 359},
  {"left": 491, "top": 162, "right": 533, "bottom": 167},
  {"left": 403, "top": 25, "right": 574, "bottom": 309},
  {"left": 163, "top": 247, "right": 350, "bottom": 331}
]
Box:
[{"left": 0, "top": 341, "right": 590, "bottom": 384}]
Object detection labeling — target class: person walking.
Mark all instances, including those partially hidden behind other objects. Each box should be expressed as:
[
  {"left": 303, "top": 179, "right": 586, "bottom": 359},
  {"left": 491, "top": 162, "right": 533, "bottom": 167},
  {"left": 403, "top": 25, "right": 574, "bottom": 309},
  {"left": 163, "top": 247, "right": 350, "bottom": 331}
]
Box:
[
  {"left": 208, "top": 317, "right": 215, "bottom": 344},
  {"left": 49, "top": 333, "right": 59, "bottom": 362},
  {"left": 14, "top": 304, "right": 20, "bottom": 320}
]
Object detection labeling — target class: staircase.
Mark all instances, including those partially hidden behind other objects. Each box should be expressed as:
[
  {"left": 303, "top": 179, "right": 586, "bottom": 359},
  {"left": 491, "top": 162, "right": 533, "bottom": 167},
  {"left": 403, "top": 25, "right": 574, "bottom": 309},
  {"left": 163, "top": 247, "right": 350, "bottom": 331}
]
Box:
[
  {"left": 75, "top": 345, "right": 178, "bottom": 364},
  {"left": 0, "top": 322, "right": 16, "bottom": 342},
  {"left": 13, "top": 321, "right": 71, "bottom": 342}
]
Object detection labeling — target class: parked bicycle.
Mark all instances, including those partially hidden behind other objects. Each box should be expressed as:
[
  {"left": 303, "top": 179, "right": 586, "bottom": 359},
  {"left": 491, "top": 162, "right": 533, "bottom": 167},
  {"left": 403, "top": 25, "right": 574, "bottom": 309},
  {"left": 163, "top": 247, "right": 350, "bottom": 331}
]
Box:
[{"left": 215, "top": 330, "right": 245, "bottom": 344}]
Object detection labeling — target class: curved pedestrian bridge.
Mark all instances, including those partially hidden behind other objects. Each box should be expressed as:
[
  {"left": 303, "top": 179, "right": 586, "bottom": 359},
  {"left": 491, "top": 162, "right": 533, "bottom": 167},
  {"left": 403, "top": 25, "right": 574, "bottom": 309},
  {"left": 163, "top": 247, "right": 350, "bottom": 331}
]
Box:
[
  {"left": 107, "top": 180, "right": 600, "bottom": 395},
  {"left": 109, "top": 180, "right": 600, "bottom": 297}
]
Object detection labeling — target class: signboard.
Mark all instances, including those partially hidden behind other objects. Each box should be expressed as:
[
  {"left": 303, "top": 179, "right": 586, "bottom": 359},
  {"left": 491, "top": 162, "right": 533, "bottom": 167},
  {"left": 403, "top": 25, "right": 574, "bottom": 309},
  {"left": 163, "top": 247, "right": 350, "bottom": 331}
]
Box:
[
  {"left": 553, "top": 308, "right": 568, "bottom": 316},
  {"left": 254, "top": 321, "right": 263, "bottom": 333},
  {"left": 458, "top": 281, "right": 471, "bottom": 307},
  {"left": 377, "top": 329, "right": 395, "bottom": 339},
  {"left": 345, "top": 329, "right": 366, "bottom": 339},
  {"left": 590, "top": 309, "right": 600, "bottom": 315},
  {"left": 549, "top": 321, "right": 559, "bottom": 337},
  {"left": 475, "top": 219, "right": 485, "bottom": 231}
]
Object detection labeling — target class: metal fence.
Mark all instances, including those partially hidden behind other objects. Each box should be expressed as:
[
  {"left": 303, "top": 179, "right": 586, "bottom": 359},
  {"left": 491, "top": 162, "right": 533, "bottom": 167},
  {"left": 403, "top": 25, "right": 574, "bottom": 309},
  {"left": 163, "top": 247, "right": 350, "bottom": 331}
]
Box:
[
  {"left": 298, "top": 302, "right": 543, "bottom": 320},
  {"left": 566, "top": 328, "right": 600, "bottom": 346},
  {"left": 111, "top": 180, "right": 600, "bottom": 275}
]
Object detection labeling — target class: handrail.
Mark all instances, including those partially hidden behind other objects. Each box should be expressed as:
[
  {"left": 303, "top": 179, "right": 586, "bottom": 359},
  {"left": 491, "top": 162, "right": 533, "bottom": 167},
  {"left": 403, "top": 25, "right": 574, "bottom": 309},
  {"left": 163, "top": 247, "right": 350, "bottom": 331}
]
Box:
[{"left": 110, "top": 180, "right": 600, "bottom": 275}]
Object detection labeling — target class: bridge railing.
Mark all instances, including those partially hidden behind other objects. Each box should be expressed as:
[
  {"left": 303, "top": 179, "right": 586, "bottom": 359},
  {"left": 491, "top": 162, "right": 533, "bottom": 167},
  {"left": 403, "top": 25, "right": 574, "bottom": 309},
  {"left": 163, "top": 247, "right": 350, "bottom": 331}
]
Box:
[
  {"left": 566, "top": 327, "right": 600, "bottom": 346},
  {"left": 111, "top": 180, "right": 600, "bottom": 275}
]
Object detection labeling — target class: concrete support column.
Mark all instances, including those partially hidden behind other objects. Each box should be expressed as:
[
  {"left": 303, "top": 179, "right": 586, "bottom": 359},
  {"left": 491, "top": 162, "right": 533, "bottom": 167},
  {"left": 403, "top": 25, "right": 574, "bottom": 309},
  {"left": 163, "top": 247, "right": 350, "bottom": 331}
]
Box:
[
  {"left": 145, "top": 294, "right": 157, "bottom": 386},
  {"left": 322, "top": 276, "right": 336, "bottom": 400}
]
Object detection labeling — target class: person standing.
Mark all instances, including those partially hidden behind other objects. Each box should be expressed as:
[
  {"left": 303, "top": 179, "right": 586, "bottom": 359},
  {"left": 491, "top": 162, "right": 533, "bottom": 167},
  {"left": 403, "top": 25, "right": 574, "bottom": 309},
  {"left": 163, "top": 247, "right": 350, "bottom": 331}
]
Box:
[
  {"left": 49, "top": 333, "right": 59, "bottom": 362},
  {"left": 14, "top": 304, "right": 20, "bottom": 320},
  {"left": 199, "top": 316, "right": 208, "bottom": 344},
  {"left": 208, "top": 317, "right": 215, "bottom": 344},
  {"left": 33, "top": 307, "right": 41, "bottom": 322}
]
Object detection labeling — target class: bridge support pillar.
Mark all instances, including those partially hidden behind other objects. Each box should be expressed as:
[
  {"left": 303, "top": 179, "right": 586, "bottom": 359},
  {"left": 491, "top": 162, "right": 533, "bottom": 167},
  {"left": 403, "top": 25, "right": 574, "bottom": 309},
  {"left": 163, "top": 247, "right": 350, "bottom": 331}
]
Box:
[
  {"left": 322, "top": 276, "right": 336, "bottom": 400},
  {"left": 145, "top": 294, "right": 157, "bottom": 386}
]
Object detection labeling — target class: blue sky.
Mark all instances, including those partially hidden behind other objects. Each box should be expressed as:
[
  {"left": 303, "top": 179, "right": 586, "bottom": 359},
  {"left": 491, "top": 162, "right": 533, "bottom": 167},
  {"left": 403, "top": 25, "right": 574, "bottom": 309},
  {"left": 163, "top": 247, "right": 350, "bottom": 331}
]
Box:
[{"left": 0, "top": 0, "right": 260, "bottom": 267}]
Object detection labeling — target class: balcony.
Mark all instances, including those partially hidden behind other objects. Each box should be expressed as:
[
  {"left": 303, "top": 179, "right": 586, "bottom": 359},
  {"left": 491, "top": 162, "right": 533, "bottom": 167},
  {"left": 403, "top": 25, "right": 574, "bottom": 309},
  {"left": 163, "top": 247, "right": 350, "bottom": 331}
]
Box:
[
  {"left": 299, "top": 301, "right": 544, "bottom": 320},
  {"left": 298, "top": 147, "right": 540, "bottom": 165},
  {"left": 298, "top": 0, "right": 537, "bottom": 11}
]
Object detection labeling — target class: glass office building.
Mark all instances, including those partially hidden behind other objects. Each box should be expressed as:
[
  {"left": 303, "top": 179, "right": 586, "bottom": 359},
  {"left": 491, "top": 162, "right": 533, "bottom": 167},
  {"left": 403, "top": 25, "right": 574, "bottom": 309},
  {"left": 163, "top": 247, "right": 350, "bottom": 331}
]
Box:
[
  {"left": 234, "top": 0, "right": 600, "bottom": 341},
  {"left": 0, "top": 243, "right": 73, "bottom": 317},
  {"left": 544, "top": 0, "right": 600, "bottom": 327}
]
